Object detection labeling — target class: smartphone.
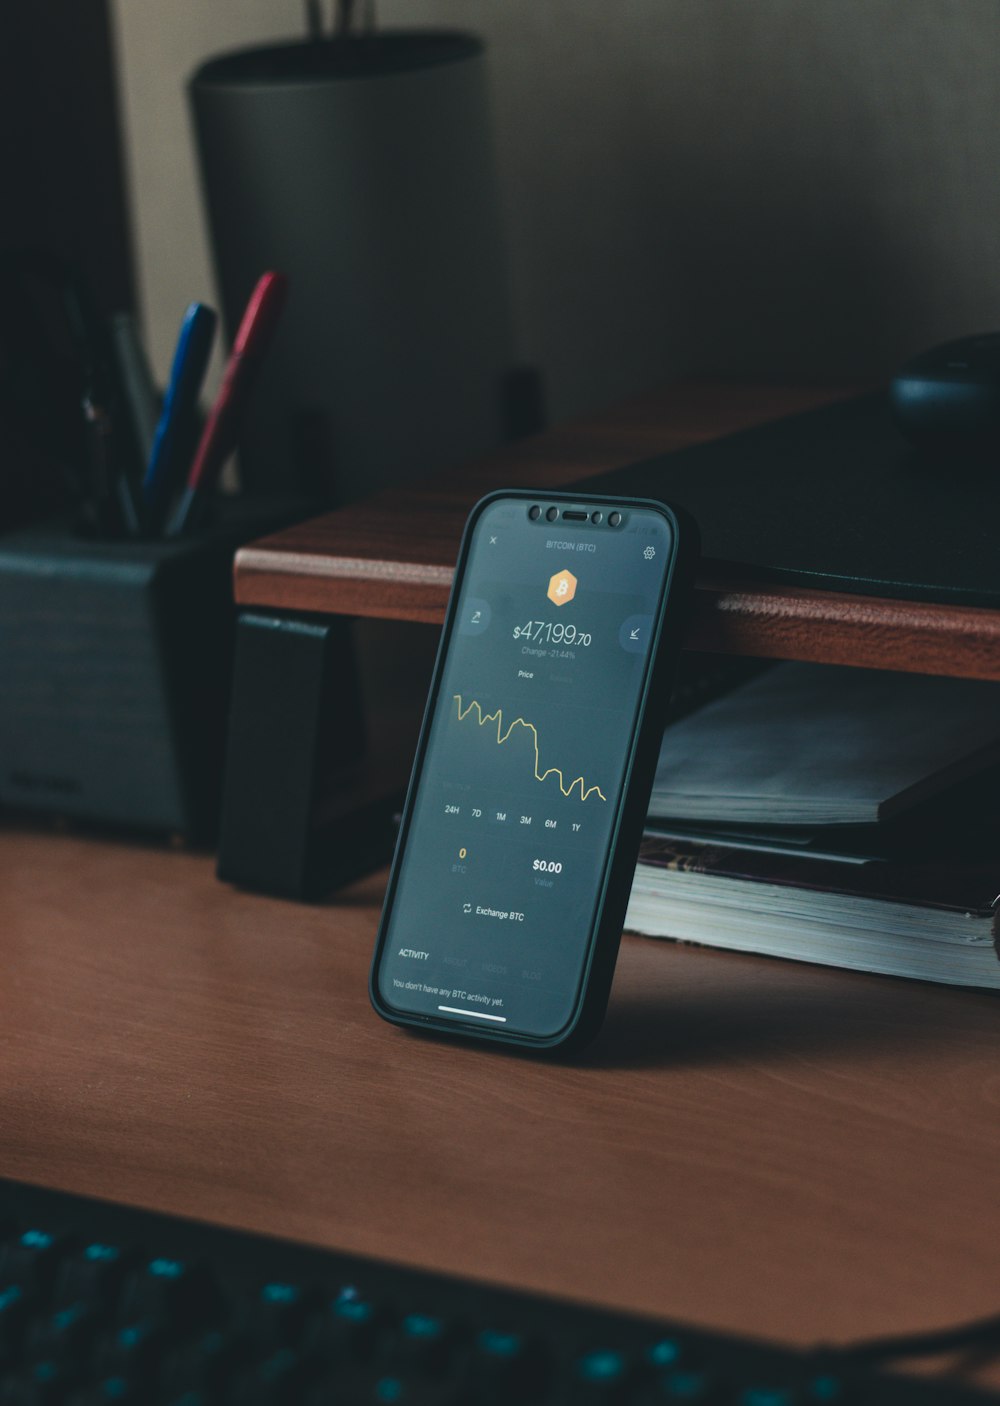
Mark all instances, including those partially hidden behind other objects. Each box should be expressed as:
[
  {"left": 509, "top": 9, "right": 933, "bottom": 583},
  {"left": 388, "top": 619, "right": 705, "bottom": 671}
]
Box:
[{"left": 370, "top": 490, "right": 698, "bottom": 1051}]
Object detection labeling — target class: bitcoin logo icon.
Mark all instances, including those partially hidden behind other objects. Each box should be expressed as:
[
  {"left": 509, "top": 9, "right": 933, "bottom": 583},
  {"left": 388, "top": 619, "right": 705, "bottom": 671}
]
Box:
[{"left": 547, "top": 569, "right": 577, "bottom": 607}]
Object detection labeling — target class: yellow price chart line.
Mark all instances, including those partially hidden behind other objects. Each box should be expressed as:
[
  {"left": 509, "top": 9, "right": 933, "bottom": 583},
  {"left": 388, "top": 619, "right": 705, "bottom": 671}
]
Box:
[{"left": 453, "top": 695, "right": 607, "bottom": 803}]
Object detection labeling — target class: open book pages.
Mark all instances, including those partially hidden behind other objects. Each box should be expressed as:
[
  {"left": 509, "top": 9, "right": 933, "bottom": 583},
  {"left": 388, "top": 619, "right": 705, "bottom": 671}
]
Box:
[{"left": 626, "top": 837, "right": 1000, "bottom": 990}]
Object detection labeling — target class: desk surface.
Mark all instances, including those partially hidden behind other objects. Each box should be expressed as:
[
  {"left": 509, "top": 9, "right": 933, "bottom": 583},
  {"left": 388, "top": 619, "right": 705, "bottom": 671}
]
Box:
[
  {"left": 5, "top": 822, "right": 1000, "bottom": 1359},
  {"left": 234, "top": 380, "right": 1000, "bottom": 680}
]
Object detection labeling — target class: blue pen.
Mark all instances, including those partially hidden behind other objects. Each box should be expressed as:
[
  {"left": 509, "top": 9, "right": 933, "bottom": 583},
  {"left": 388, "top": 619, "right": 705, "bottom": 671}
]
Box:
[{"left": 143, "top": 302, "right": 217, "bottom": 533}]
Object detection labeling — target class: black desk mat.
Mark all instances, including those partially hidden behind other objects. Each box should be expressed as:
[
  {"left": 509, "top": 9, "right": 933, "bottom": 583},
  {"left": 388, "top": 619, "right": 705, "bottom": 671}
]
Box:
[{"left": 579, "top": 393, "right": 1000, "bottom": 608}]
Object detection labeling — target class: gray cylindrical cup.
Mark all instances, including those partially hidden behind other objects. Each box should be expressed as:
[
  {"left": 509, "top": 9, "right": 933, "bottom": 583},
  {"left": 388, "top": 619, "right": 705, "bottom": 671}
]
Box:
[{"left": 189, "top": 32, "right": 513, "bottom": 503}]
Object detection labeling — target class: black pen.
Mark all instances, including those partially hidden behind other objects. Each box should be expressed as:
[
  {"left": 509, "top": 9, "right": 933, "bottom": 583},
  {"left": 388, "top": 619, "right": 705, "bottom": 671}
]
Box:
[{"left": 60, "top": 266, "right": 142, "bottom": 537}]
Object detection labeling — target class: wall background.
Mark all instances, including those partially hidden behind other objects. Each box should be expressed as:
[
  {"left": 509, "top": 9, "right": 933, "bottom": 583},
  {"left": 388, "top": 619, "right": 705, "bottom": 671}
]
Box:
[{"left": 110, "top": 1, "right": 1000, "bottom": 426}]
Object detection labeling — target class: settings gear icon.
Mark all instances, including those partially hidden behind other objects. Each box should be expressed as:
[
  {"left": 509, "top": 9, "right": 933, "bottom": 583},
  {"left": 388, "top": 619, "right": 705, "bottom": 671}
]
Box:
[{"left": 642, "top": 545, "right": 656, "bottom": 560}]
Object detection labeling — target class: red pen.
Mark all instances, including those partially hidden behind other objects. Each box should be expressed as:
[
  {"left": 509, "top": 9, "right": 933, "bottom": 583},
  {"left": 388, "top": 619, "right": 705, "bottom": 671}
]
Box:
[{"left": 167, "top": 271, "right": 289, "bottom": 537}]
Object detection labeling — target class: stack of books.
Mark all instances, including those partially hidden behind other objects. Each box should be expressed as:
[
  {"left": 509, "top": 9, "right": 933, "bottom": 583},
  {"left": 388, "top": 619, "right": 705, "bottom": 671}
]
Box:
[{"left": 626, "top": 663, "right": 1000, "bottom": 989}]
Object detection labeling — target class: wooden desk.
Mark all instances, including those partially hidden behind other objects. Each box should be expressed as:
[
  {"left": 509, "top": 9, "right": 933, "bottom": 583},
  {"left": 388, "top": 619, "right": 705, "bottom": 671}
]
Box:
[
  {"left": 234, "top": 379, "right": 1000, "bottom": 680},
  {"left": 4, "top": 822, "right": 1000, "bottom": 1358}
]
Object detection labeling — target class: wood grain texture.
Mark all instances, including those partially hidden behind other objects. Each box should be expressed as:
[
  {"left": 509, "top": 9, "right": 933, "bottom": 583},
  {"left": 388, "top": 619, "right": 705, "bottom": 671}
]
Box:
[
  {"left": 4, "top": 822, "right": 1000, "bottom": 1356},
  {"left": 233, "top": 379, "right": 1000, "bottom": 678},
  {"left": 690, "top": 579, "right": 1000, "bottom": 680}
]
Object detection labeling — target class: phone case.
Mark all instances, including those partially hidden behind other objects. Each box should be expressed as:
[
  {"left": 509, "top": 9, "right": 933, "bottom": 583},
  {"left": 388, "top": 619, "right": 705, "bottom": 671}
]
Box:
[{"left": 369, "top": 489, "right": 700, "bottom": 1053}]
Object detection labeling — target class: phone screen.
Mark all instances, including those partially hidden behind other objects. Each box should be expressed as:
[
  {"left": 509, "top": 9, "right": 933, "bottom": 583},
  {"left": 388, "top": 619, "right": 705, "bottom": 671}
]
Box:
[{"left": 374, "top": 497, "right": 676, "bottom": 1040}]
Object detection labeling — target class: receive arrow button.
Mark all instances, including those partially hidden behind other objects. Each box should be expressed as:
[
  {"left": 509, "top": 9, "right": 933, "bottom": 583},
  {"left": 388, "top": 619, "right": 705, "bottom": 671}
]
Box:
[{"left": 619, "top": 615, "right": 653, "bottom": 654}]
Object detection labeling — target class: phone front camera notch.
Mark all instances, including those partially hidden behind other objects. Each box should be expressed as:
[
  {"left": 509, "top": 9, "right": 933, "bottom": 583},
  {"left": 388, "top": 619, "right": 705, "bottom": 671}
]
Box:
[
  {"left": 609, "top": 511, "right": 622, "bottom": 527},
  {"left": 528, "top": 505, "right": 541, "bottom": 520},
  {"left": 545, "top": 506, "right": 559, "bottom": 522},
  {"left": 591, "top": 510, "right": 603, "bottom": 525}
]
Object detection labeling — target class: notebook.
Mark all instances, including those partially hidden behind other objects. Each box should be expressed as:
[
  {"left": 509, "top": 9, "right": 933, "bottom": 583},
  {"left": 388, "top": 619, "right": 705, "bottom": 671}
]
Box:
[{"left": 649, "top": 662, "right": 1000, "bottom": 827}]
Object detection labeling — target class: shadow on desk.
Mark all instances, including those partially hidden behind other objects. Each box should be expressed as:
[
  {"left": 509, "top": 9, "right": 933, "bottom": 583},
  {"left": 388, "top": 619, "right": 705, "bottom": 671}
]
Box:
[{"left": 584, "top": 937, "right": 1000, "bottom": 1072}]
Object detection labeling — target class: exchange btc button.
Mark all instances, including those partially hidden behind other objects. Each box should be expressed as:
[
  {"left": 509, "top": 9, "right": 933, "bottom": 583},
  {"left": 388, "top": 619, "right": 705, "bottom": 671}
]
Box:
[{"left": 619, "top": 614, "right": 653, "bottom": 653}]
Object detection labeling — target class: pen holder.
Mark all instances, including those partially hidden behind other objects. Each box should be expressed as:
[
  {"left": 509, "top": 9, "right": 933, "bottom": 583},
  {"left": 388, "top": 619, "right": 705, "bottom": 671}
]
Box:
[{"left": 0, "top": 517, "right": 263, "bottom": 842}]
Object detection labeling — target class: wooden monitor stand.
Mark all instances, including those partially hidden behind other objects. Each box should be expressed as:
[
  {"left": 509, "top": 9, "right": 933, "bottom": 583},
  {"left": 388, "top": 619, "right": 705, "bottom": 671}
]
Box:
[{"left": 233, "top": 379, "right": 1000, "bottom": 681}]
